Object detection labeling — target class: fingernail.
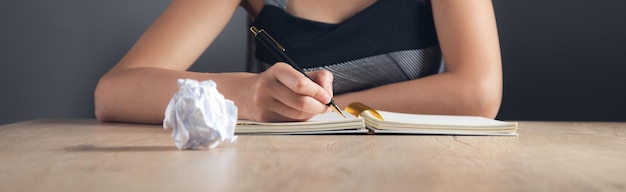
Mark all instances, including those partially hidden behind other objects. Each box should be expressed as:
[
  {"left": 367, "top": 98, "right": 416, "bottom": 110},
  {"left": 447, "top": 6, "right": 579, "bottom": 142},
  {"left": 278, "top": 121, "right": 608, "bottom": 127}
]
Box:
[{"left": 322, "top": 94, "right": 331, "bottom": 103}]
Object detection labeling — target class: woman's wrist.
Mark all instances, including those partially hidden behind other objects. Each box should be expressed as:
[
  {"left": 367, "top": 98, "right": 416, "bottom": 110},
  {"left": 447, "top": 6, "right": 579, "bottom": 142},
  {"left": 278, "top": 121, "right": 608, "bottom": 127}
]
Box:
[{"left": 204, "top": 72, "right": 257, "bottom": 119}]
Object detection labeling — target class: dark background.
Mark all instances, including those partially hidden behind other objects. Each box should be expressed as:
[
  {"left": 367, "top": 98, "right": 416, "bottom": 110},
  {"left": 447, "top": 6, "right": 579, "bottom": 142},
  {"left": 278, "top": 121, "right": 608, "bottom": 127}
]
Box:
[{"left": 1, "top": 0, "right": 624, "bottom": 125}]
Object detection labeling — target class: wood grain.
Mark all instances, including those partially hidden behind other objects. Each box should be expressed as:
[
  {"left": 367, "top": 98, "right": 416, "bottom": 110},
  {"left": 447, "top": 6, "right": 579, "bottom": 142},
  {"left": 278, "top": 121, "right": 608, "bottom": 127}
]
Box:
[{"left": 0, "top": 119, "right": 624, "bottom": 192}]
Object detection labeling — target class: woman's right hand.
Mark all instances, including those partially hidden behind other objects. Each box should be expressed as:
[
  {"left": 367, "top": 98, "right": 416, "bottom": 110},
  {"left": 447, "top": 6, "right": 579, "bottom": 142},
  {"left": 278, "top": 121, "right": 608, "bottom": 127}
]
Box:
[{"left": 239, "top": 62, "right": 334, "bottom": 122}]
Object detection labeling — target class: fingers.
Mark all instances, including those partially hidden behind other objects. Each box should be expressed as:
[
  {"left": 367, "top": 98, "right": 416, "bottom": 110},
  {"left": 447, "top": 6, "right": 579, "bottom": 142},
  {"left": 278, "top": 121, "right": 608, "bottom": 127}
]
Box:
[
  {"left": 246, "top": 96, "right": 316, "bottom": 122},
  {"left": 247, "top": 63, "right": 333, "bottom": 121},
  {"left": 266, "top": 98, "right": 318, "bottom": 121},
  {"left": 269, "top": 63, "right": 329, "bottom": 111},
  {"left": 272, "top": 63, "right": 333, "bottom": 105},
  {"left": 307, "top": 69, "right": 334, "bottom": 98},
  {"left": 268, "top": 83, "right": 328, "bottom": 115}
]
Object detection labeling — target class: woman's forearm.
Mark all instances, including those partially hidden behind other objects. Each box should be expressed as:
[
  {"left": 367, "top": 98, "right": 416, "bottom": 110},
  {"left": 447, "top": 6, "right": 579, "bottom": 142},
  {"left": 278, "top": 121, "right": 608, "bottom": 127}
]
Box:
[
  {"left": 333, "top": 70, "right": 502, "bottom": 118},
  {"left": 94, "top": 67, "right": 254, "bottom": 124}
]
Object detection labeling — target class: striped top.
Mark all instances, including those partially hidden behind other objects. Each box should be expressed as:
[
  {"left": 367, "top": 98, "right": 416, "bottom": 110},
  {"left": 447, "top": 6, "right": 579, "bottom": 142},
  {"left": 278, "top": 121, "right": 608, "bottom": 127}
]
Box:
[{"left": 251, "top": 0, "right": 442, "bottom": 94}]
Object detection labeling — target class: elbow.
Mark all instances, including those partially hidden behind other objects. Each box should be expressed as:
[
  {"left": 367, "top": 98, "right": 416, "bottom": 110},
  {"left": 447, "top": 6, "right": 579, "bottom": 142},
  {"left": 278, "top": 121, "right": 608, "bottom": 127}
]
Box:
[
  {"left": 94, "top": 75, "right": 114, "bottom": 122},
  {"left": 452, "top": 75, "right": 501, "bottom": 119},
  {"left": 468, "top": 79, "right": 502, "bottom": 119},
  {"left": 462, "top": 93, "right": 501, "bottom": 119},
  {"left": 94, "top": 100, "right": 109, "bottom": 122},
  {"left": 475, "top": 98, "right": 501, "bottom": 119}
]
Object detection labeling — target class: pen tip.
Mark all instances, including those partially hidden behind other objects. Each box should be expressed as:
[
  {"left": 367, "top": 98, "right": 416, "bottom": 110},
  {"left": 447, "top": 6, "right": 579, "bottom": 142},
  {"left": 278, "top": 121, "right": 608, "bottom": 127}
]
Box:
[{"left": 330, "top": 103, "right": 347, "bottom": 119}]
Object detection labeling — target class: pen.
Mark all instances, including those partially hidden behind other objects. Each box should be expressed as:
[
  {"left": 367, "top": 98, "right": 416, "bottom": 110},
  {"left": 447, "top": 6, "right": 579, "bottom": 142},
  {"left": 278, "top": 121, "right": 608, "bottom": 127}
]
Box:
[{"left": 249, "top": 26, "right": 346, "bottom": 118}]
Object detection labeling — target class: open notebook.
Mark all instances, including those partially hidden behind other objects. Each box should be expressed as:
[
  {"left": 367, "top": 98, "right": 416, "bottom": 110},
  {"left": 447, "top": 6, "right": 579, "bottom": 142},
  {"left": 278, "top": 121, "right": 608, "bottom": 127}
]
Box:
[{"left": 236, "top": 102, "right": 518, "bottom": 136}]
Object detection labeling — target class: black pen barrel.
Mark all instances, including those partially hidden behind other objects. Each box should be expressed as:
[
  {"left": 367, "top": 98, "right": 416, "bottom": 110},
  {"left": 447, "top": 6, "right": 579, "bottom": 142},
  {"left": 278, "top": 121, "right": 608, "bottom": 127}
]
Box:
[{"left": 255, "top": 32, "right": 310, "bottom": 78}]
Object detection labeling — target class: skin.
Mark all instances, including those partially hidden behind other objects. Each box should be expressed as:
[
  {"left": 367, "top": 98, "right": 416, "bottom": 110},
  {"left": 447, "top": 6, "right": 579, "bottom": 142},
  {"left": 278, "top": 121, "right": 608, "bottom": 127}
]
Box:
[{"left": 94, "top": 0, "right": 502, "bottom": 124}]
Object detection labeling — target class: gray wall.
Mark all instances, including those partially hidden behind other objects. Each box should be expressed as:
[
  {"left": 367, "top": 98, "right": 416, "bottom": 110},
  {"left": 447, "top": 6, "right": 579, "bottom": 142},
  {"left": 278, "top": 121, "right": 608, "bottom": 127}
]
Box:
[
  {"left": 1, "top": 1, "right": 247, "bottom": 125},
  {"left": 1, "top": 1, "right": 625, "bottom": 125},
  {"left": 494, "top": 1, "right": 626, "bottom": 121}
]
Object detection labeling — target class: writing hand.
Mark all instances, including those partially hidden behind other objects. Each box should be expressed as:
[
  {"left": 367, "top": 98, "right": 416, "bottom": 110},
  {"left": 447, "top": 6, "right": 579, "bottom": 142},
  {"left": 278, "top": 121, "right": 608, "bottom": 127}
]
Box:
[{"left": 242, "top": 62, "right": 333, "bottom": 122}]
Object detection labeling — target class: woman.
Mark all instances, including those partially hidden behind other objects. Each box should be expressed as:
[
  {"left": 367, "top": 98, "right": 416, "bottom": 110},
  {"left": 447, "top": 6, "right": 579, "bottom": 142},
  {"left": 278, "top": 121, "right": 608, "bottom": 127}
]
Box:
[{"left": 94, "top": 0, "right": 502, "bottom": 123}]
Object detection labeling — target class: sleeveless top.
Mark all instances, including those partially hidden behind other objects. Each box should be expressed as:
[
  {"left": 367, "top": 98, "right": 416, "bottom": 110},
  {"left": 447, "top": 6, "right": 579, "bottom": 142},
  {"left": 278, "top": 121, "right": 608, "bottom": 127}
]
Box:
[{"left": 250, "top": 0, "right": 442, "bottom": 94}]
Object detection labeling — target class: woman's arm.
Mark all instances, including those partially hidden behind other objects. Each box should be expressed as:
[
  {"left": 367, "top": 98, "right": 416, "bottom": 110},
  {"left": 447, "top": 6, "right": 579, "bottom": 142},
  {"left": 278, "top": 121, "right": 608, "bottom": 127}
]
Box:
[
  {"left": 334, "top": 0, "right": 502, "bottom": 118},
  {"left": 95, "top": 0, "right": 333, "bottom": 124}
]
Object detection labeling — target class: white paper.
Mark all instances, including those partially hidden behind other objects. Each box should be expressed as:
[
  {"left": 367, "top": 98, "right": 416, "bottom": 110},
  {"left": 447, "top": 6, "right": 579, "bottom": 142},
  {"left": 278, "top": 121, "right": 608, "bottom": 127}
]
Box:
[{"left": 163, "top": 79, "right": 238, "bottom": 150}]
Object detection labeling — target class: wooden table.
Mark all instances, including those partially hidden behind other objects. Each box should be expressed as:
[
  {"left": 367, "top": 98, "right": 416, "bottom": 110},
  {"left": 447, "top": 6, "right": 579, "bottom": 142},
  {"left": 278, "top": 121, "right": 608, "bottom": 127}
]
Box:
[{"left": 0, "top": 119, "right": 624, "bottom": 192}]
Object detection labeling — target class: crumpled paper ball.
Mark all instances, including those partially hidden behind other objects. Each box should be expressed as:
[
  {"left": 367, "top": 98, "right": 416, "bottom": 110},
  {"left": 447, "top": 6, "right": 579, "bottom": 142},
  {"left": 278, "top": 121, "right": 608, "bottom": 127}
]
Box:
[{"left": 163, "top": 79, "right": 238, "bottom": 150}]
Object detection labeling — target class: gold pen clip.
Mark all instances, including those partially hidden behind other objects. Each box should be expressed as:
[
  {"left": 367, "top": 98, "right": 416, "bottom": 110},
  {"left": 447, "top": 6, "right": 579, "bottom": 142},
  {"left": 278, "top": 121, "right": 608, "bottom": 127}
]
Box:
[{"left": 250, "top": 26, "right": 286, "bottom": 51}]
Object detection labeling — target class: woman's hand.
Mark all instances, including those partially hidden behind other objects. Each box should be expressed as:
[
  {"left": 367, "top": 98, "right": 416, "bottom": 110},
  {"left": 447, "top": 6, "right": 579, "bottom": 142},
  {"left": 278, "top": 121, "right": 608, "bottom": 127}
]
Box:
[{"left": 240, "top": 62, "right": 333, "bottom": 122}]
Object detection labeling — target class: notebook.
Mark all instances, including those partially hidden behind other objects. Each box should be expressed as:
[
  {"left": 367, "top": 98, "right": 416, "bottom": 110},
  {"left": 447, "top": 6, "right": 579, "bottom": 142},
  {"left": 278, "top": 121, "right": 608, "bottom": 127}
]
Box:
[{"left": 235, "top": 102, "right": 518, "bottom": 136}]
